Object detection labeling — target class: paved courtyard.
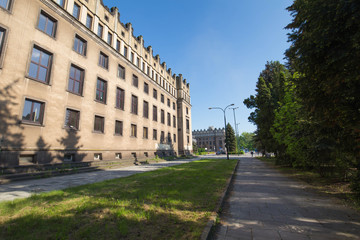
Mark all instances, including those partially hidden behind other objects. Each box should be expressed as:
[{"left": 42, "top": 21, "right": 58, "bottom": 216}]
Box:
[
  {"left": 213, "top": 157, "right": 360, "bottom": 240},
  {"left": 0, "top": 159, "right": 197, "bottom": 202}
]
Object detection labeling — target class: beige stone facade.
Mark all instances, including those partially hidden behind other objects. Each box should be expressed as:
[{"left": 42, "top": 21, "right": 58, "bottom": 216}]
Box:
[
  {"left": 193, "top": 127, "right": 225, "bottom": 152},
  {"left": 0, "top": 0, "right": 192, "bottom": 167}
]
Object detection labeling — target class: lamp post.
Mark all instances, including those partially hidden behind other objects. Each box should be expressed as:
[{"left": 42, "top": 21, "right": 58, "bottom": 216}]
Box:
[
  {"left": 230, "top": 107, "right": 239, "bottom": 136},
  {"left": 209, "top": 103, "right": 234, "bottom": 160}
]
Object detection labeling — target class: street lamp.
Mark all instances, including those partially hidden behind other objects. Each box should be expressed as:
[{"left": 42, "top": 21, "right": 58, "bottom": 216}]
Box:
[
  {"left": 230, "top": 107, "right": 239, "bottom": 136},
  {"left": 209, "top": 103, "right": 234, "bottom": 160}
]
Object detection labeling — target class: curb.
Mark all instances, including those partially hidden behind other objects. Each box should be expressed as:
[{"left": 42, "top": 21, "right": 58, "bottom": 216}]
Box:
[{"left": 200, "top": 159, "right": 240, "bottom": 240}]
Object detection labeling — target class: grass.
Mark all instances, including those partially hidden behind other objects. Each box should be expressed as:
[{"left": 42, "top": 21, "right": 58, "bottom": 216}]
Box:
[
  {"left": 0, "top": 159, "right": 238, "bottom": 240},
  {"left": 259, "top": 157, "right": 360, "bottom": 210}
]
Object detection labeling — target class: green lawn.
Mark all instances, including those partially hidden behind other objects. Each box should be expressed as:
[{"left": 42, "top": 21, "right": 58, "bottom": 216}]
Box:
[{"left": 0, "top": 159, "right": 238, "bottom": 240}]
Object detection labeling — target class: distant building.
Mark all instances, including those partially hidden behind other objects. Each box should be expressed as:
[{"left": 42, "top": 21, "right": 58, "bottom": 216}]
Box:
[{"left": 192, "top": 127, "right": 225, "bottom": 152}]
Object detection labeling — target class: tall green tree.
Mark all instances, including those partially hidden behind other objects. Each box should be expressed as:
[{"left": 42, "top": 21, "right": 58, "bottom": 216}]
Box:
[
  {"left": 225, "top": 123, "right": 236, "bottom": 152},
  {"left": 237, "top": 132, "right": 255, "bottom": 150},
  {"left": 286, "top": 0, "right": 360, "bottom": 194},
  {"left": 244, "top": 61, "right": 290, "bottom": 155}
]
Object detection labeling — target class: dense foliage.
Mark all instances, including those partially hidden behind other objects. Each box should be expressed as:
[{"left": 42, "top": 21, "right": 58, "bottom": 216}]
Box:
[
  {"left": 237, "top": 132, "right": 255, "bottom": 151},
  {"left": 244, "top": 0, "right": 360, "bottom": 194},
  {"left": 225, "top": 123, "right": 237, "bottom": 153}
]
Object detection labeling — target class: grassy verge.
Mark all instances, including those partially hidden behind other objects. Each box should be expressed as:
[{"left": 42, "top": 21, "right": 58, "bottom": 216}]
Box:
[
  {"left": 0, "top": 159, "right": 238, "bottom": 240},
  {"left": 259, "top": 157, "right": 360, "bottom": 210}
]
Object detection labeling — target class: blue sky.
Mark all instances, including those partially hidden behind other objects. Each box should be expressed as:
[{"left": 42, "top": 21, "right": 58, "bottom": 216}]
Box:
[{"left": 104, "top": 0, "right": 294, "bottom": 134}]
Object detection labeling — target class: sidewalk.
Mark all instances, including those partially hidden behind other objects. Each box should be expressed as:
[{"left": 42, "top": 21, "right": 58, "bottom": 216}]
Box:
[
  {"left": 0, "top": 159, "right": 197, "bottom": 202},
  {"left": 213, "top": 157, "right": 360, "bottom": 240}
]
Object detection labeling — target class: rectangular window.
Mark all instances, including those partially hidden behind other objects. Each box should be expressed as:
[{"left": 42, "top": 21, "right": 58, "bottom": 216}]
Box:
[
  {"left": 168, "top": 133, "right": 171, "bottom": 143},
  {"left": 153, "top": 89, "right": 157, "bottom": 99},
  {"left": 94, "top": 153, "right": 102, "bottom": 160},
  {"left": 73, "top": 34, "right": 87, "bottom": 56},
  {"left": 96, "top": 78, "right": 107, "bottom": 103},
  {"left": 99, "top": 52, "right": 108, "bottom": 69},
  {"left": 130, "top": 52, "right": 134, "bottom": 63},
  {"left": 142, "top": 62, "right": 145, "bottom": 71},
  {"left": 173, "top": 134, "right": 176, "bottom": 143},
  {"left": 38, "top": 11, "right": 57, "bottom": 37},
  {"left": 143, "top": 127, "right": 148, "bottom": 139},
  {"left": 144, "top": 82, "right": 149, "bottom": 94},
  {"left": 143, "top": 101, "right": 149, "bottom": 118},
  {"left": 151, "top": 70, "right": 154, "bottom": 79},
  {"left": 153, "top": 105, "right": 157, "bottom": 121},
  {"left": 136, "top": 57, "right": 140, "bottom": 67},
  {"left": 167, "top": 98, "right": 170, "bottom": 107},
  {"left": 123, "top": 46, "right": 128, "bottom": 58},
  {"left": 153, "top": 129, "right": 157, "bottom": 140},
  {"left": 65, "top": 108, "right": 80, "bottom": 130},
  {"left": 187, "top": 136, "right": 190, "bottom": 144},
  {"left": 22, "top": 99, "right": 44, "bottom": 124},
  {"left": 28, "top": 46, "right": 52, "bottom": 83},
  {"left": 116, "top": 40, "right": 120, "bottom": 52},
  {"left": 147, "top": 66, "right": 150, "bottom": 75},
  {"left": 115, "top": 120, "right": 123, "bottom": 135},
  {"left": 160, "top": 131, "right": 165, "bottom": 143},
  {"left": 173, "top": 115, "right": 176, "bottom": 128},
  {"left": 0, "top": 27, "right": 5, "bottom": 58},
  {"left": 173, "top": 102, "right": 176, "bottom": 110},
  {"left": 86, "top": 14, "right": 93, "bottom": 29},
  {"left": 115, "top": 153, "right": 122, "bottom": 159},
  {"left": 186, "top": 119, "right": 190, "bottom": 132},
  {"left": 186, "top": 107, "right": 189, "bottom": 115},
  {"left": 116, "top": 87, "right": 125, "bottom": 110},
  {"left": 161, "top": 94, "right": 164, "bottom": 103},
  {"left": 132, "top": 75, "right": 138, "bottom": 87},
  {"left": 72, "top": 2, "right": 80, "bottom": 20},
  {"left": 58, "top": 0, "right": 65, "bottom": 7},
  {"left": 131, "top": 124, "right": 137, "bottom": 137},
  {"left": 68, "top": 64, "right": 84, "bottom": 95},
  {"left": 94, "top": 115, "right": 104, "bottom": 133},
  {"left": 107, "top": 32, "right": 112, "bottom": 45},
  {"left": 167, "top": 112, "right": 171, "bottom": 126},
  {"left": 161, "top": 109, "right": 165, "bottom": 124},
  {"left": 117, "top": 64, "right": 125, "bottom": 79},
  {"left": 131, "top": 95, "right": 138, "bottom": 114},
  {"left": 97, "top": 23, "right": 103, "bottom": 38}
]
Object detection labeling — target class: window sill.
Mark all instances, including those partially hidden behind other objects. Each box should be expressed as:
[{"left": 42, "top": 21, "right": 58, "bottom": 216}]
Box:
[
  {"left": 26, "top": 76, "right": 50, "bottom": 86},
  {"left": 92, "top": 131, "right": 105, "bottom": 134},
  {"left": 94, "top": 99, "right": 107, "bottom": 105},
  {"left": 67, "top": 90, "right": 83, "bottom": 97},
  {"left": 21, "top": 121, "right": 44, "bottom": 127},
  {"left": 36, "top": 28, "right": 56, "bottom": 39},
  {"left": 114, "top": 134, "right": 123, "bottom": 137}
]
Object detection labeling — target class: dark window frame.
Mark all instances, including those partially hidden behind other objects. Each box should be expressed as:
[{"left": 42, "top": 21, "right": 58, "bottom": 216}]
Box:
[
  {"left": 153, "top": 89, "right": 157, "bottom": 99},
  {"left": 131, "top": 95, "right": 138, "bottom": 115},
  {"left": 115, "top": 120, "right": 123, "bottom": 136},
  {"left": 95, "top": 78, "right": 107, "bottom": 104},
  {"left": 143, "top": 101, "right": 149, "bottom": 118},
  {"left": 22, "top": 98, "right": 45, "bottom": 125},
  {"left": 115, "top": 87, "right": 125, "bottom": 110},
  {"left": 143, "top": 127, "right": 148, "bottom": 139},
  {"left": 0, "top": 0, "right": 12, "bottom": 11},
  {"left": 37, "top": 11, "right": 57, "bottom": 38},
  {"left": 65, "top": 108, "right": 80, "bottom": 130},
  {"left": 117, "top": 64, "right": 125, "bottom": 79},
  {"left": 28, "top": 45, "right": 53, "bottom": 84},
  {"left": 94, "top": 115, "right": 105, "bottom": 133},
  {"left": 72, "top": 2, "right": 81, "bottom": 20},
  {"left": 144, "top": 82, "right": 149, "bottom": 94},
  {"left": 73, "top": 34, "right": 87, "bottom": 56},
  {"left": 97, "top": 23, "right": 103, "bottom": 38},
  {"left": 86, "top": 14, "right": 93, "bottom": 29},
  {"left": 99, "top": 51, "right": 109, "bottom": 69},
  {"left": 132, "top": 74, "right": 138, "bottom": 87},
  {"left": 131, "top": 124, "right": 137, "bottom": 137},
  {"left": 153, "top": 129, "right": 157, "bottom": 140},
  {"left": 68, "top": 64, "right": 84, "bottom": 95},
  {"left": 153, "top": 105, "right": 157, "bottom": 122},
  {"left": 161, "top": 109, "right": 165, "bottom": 124}
]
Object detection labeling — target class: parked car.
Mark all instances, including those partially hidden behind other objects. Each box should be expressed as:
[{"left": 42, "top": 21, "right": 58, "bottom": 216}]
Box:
[{"left": 216, "top": 151, "right": 226, "bottom": 155}]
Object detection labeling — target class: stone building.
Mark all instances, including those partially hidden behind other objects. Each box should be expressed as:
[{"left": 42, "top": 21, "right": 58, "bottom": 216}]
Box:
[
  {"left": 0, "top": 0, "right": 192, "bottom": 167},
  {"left": 192, "top": 127, "right": 225, "bottom": 152}
]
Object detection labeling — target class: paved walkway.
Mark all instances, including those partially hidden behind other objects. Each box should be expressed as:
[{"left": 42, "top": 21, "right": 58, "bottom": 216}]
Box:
[
  {"left": 0, "top": 159, "right": 197, "bottom": 202},
  {"left": 213, "top": 157, "right": 360, "bottom": 240}
]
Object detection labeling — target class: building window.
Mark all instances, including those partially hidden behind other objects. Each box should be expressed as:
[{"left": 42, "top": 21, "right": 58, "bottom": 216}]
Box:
[
  {"left": 58, "top": 0, "right": 65, "bottom": 7},
  {"left": 19, "top": 154, "right": 36, "bottom": 165},
  {"left": 65, "top": 108, "right": 80, "bottom": 130},
  {"left": 0, "top": 27, "right": 5, "bottom": 58},
  {"left": 167, "top": 98, "right": 170, "bottom": 107},
  {"left": 173, "top": 115, "right": 176, "bottom": 128},
  {"left": 68, "top": 64, "right": 84, "bottom": 95},
  {"left": 131, "top": 95, "right": 138, "bottom": 115},
  {"left": 73, "top": 35, "right": 87, "bottom": 56},
  {"left": 160, "top": 131, "right": 165, "bottom": 143},
  {"left": 0, "top": 0, "right": 11, "bottom": 10},
  {"left": 130, "top": 52, "right": 134, "bottom": 63},
  {"left": 187, "top": 136, "right": 190, "bottom": 144},
  {"left": 116, "top": 87, "right": 125, "bottom": 110},
  {"left": 22, "top": 99, "right": 45, "bottom": 124},
  {"left": 143, "top": 127, "right": 148, "bottom": 139},
  {"left": 136, "top": 57, "right": 140, "bottom": 67},
  {"left": 94, "top": 115, "right": 104, "bottom": 133},
  {"left": 161, "top": 94, "right": 164, "bottom": 103},
  {"left": 144, "top": 82, "right": 149, "bottom": 94},
  {"left": 123, "top": 46, "right": 128, "bottom": 58},
  {"left": 115, "top": 120, "right": 123, "bottom": 135},
  {"left": 153, "top": 105, "right": 157, "bottom": 122},
  {"left": 143, "top": 101, "right": 149, "bottom": 118},
  {"left": 94, "top": 153, "right": 102, "bottom": 160},
  {"left": 186, "top": 119, "right": 190, "bottom": 132},
  {"left": 186, "top": 107, "right": 189, "bottom": 115},
  {"left": 28, "top": 46, "right": 52, "bottom": 83},
  {"left": 117, "top": 64, "right": 125, "bottom": 79},
  {"left": 147, "top": 66, "right": 150, "bottom": 75},
  {"left": 142, "top": 62, "right": 145, "bottom": 72},
  {"left": 153, "top": 129, "right": 157, "bottom": 140},
  {"left": 99, "top": 52, "right": 108, "bottom": 69},
  {"left": 97, "top": 23, "right": 103, "bottom": 38},
  {"left": 173, "top": 134, "right": 176, "bottom": 143},
  {"left": 115, "top": 153, "right": 122, "bottom": 159},
  {"left": 153, "top": 89, "right": 157, "bottom": 99},
  {"left": 131, "top": 124, "right": 137, "bottom": 137},
  {"left": 86, "top": 14, "right": 93, "bottom": 29},
  {"left": 107, "top": 32, "right": 112, "bottom": 45},
  {"left": 173, "top": 102, "right": 176, "bottom": 110},
  {"left": 38, "top": 11, "right": 57, "bottom": 37},
  {"left": 167, "top": 112, "right": 171, "bottom": 126},
  {"left": 72, "top": 2, "right": 80, "bottom": 20},
  {"left": 161, "top": 109, "right": 165, "bottom": 124},
  {"left": 96, "top": 78, "right": 107, "bottom": 103},
  {"left": 116, "top": 40, "right": 120, "bottom": 52},
  {"left": 132, "top": 75, "right": 138, "bottom": 87},
  {"left": 168, "top": 133, "right": 171, "bottom": 143}
]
